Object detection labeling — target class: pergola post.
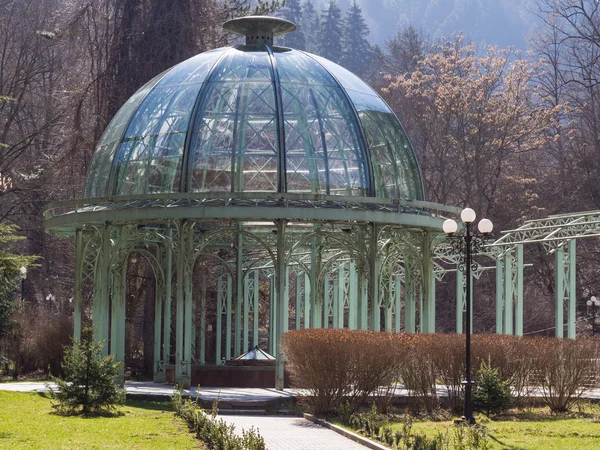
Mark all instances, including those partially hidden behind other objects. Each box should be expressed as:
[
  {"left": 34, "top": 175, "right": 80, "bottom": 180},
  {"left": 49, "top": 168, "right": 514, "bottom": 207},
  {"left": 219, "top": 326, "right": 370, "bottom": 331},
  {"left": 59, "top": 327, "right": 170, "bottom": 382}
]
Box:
[
  {"left": 495, "top": 258, "right": 503, "bottom": 334},
  {"left": 303, "top": 272, "right": 311, "bottom": 329},
  {"left": 555, "top": 246, "right": 565, "bottom": 338},
  {"left": 95, "top": 223, "right": 112, "bottom": 356},
  {"left": 183, "top": 226, "right": 193, "bottom": 385},
  {"left": 163, "top": 227, "right": 173, "bottom": 369},
  {"left": 200, "top": 279, "right": 206, "bottom": 365},
  {"left": 275, "top": 220, "right": 287, "bottom": 390},
  {"left": 74, "top": 229, "right": 83, "bottom": 345},
  {"left": 515, "top": 245, "right": 524, "bottom": 336},
  {"left": 310, "top": 236, "right": 321, "bottom": 329},
  {"left": 348, "top": 262, "right": 358, "bottom": 329},
  {"left": 253, "top": 270, "right": 259, "bottom": 346},
  {"left": 175, "top": 221, "right": 190, "bottom": 387},
  {"left": 235, "top": 232, "right": 243, "bottom": 357},
  {"left": 405, "top": 265, "right": 416, "bottom": 333},
  {"left": 503, "top": 251, "right": 514, "bottom": 335},
  {"left": 269, "top": 273, "right": 276, "bottom": 353},
  {"left": 394, "top": 275, "right": 401, "bottom": 332},
  {"left": 369, "top": 224, "right": 380, "bottom": 331},
  {"left": 421, "top": 233, "right": 435, "bottom": 333},
  {"left": 568, "top": 240, "right": 577, "bottom": 339}
]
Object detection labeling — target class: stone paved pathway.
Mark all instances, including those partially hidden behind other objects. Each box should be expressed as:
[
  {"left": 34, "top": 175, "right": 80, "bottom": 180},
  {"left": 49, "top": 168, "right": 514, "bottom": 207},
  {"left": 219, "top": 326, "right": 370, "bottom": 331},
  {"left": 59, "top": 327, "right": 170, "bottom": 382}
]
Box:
[{"left": 219, "top": 415, "right": 369, "bottom": 450}]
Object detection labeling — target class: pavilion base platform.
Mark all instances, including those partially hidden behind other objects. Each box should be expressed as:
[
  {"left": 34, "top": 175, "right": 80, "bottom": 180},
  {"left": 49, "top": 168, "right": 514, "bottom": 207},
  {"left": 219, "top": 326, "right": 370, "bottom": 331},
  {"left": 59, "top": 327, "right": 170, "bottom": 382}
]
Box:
[{"left": 165, "top": 363, "right": 291, "bottom": 389}]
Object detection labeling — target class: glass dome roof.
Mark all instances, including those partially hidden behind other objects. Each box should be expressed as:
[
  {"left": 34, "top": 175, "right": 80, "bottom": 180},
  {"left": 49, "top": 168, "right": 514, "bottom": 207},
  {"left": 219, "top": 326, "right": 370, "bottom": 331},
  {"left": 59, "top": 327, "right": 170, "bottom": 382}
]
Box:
[{"left": 85, "top": 44, "right": 424, "bottom": 201}]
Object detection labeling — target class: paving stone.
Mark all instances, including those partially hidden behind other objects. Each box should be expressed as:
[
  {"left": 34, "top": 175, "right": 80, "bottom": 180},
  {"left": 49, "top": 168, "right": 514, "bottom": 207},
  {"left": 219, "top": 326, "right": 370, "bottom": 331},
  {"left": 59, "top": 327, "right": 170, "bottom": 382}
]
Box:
[{"left": 219, "top": 415, "right": 369, "bottom": 450}]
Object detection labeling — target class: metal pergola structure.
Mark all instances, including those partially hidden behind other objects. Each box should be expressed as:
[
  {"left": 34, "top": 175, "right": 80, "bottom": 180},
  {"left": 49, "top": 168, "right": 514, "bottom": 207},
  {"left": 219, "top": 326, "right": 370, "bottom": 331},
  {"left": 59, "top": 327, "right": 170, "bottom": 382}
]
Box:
[
  {"left": 43, "top": 16, "right": 600, "bottom": 391},
  {"left": 45, "top": 193, "right": 460, "bottom": 388}
]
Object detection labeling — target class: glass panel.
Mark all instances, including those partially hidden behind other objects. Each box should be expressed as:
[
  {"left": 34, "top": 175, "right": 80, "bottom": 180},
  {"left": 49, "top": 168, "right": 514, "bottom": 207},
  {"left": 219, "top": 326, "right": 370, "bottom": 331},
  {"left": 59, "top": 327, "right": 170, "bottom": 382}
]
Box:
[
  {"left": 210, "top": 47, "right": 272, "bottom": 82},
  {"left": 275, "top": 50, "right": 338, "bottom": 86},
  {"left": 307, "top": 53, "right": 377, "bottom": 96},
  {"left": 84, "top": 142, "right": 119, "bottom": 198},
  {"left": 112, "top": 83, "right": 202, "bottom": 194},
  {"left": 281, "top": 81, "right": 368, "bottom": 195},
  {"left": 157, "top": 48, "right": 228, "bottom": 87},
  {"left": 189, "top": 80, "right": 278, "bottom": 192},
  {"left": 358, "top": 110, "right": 424, "bottom": 200},
  {"left": 84, "top": 71, "right": 165, "bottom": 197}
]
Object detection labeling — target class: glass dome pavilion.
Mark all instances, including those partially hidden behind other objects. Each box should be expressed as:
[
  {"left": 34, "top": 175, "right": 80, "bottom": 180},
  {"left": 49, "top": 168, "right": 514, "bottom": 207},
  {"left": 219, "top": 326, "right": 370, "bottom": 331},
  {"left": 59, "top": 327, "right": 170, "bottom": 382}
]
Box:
[
  {"left": 44, "top": 16, "right": 460, "bottom": 389},
  {"left": 85, "top": 18, "right": 423, "bottom": 201}
]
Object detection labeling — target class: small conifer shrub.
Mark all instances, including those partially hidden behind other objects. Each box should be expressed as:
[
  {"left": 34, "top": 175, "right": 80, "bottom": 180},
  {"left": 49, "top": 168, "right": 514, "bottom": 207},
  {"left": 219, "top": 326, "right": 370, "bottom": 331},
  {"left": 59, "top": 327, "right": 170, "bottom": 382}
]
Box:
[{"left": 48, "top": 327, "right": 125, "bottom": 415}]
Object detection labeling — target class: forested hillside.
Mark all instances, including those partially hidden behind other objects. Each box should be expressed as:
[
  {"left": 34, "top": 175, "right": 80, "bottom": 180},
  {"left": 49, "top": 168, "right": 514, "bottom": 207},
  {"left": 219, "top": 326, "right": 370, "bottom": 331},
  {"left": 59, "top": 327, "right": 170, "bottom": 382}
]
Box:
[{"left": 1, "top": 0, "right": 600, "bottom": 378}]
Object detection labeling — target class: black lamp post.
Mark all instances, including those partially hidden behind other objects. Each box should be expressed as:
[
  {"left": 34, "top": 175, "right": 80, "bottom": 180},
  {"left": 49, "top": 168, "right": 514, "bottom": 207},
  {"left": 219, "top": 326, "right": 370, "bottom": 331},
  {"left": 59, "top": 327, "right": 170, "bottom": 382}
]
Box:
[
  {"left": 443, "top": 208, "right": 493, "bottom": 424},
  {"left": 587, "top": 296, "right": 600, "bottom": 336}
]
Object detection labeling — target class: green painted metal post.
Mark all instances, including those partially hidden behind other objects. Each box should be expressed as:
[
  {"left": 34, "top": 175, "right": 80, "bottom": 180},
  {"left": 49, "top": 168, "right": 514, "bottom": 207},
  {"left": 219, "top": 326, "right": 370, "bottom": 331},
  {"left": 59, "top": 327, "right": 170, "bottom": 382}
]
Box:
[
  {"left": 235, "top": 232, "right": 243, "bottom": 357},
  {"left": 369, "top": 224, "right": 380, "bottom": 331},
  {"left": 336, "top": 265, "right": 345, "bottom": 328},
  {"left": 183, "top": 230, "right": 193, "bottom": 386},
  {"left": 226, "top": 274, "right": 232, "bottom": 361},
  {"left": 515, "top": 245, "right": 524, "bottom": 337},
  {"left": 74, "top": 229, "right": 83, "bottom": 345},
  {"left": 304, "top": 272, "right": 311, "bottom": 329},
  {"left": 348, "top": 262, "right": 358, "bottom": 329},
  {"left": 153, "top": 262, "right": 164, "bottom": 382},
  {"left": 269, "top": 274, "right": 276, "bottom": 354},
  {"left": 99, "top": 224, "right": 111, "bottom": 356},
  {"left": 253, "top": 270, "right": 259, "bottom": 347},
  {"left": 216, "top": 275, "right": 223, "bottom": 364},
  {"left": 503, "top": 252, "right": 514, "bottom": 335},
  {"left": 244, "top": 273, "right": 250, "bottom": 351},
  {"left": 456, "top": 267, "right": 464, "bottom": 334},
  {"left": 275, "top": 220, "right": 287, "bottom": 390},
  {"left": 359, "top": 276, "right": 368, "bottom": 330},
  {"left": 495, "top": 258, "right": 503, "bottom": 334},
  {"left": 310, "top": 236, "right": 321, "bottom": 329},
  {"left": 394, "top": 275, "right": 401, "bottom": 332},
  {"left": 385, "top": 274, "right": 393, "bottom": 332},
  {"left": 200, "top": 280, "right": 206, "bottom": 365},
  {"left": 405, "top": 267, "right": 416, "bottom": 333},
  {"left": 175, "top": 222, "right": 187, "bottom": 386},
  {"left": 323, "top": 275, "right": 329, "bottom": 327},
  {"left": 117, "top": 263, "right": 126, "bottom": 383},
  {"left": 555, "top": 247, "right": 564, "bottom": 338},
  {"left": 568, "top": 240, "right": 577, "bottom": 339},
  {"left": 332, "top": 280, "right": 339, "bottom": 328},
  {"left": 295, "top": 272, "right": 303, "bottom": 330},
  {"left": 163, "top": 227, "right": 173, "bottom": 369},
  {"left": 421, "top": 234, "right": 435, "bottom": 333}
]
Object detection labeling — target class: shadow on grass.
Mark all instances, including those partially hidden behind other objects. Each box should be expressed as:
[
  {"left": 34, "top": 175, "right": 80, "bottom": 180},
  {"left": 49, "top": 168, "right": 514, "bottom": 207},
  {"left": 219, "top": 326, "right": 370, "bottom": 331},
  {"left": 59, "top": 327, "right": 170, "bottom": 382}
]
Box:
[
  {"left": 37, "top": 391, "right": 174, "bottom": 415},
  {"left": 488, "top": 433, "right": 527, "bottom": 450}
]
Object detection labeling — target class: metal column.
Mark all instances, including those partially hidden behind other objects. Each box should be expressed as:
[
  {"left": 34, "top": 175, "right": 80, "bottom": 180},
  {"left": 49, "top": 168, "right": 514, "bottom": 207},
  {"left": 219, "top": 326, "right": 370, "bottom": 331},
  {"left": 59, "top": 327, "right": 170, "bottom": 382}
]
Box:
[{"left": 275, "top": 220, "right": 287, "bottom": 390}]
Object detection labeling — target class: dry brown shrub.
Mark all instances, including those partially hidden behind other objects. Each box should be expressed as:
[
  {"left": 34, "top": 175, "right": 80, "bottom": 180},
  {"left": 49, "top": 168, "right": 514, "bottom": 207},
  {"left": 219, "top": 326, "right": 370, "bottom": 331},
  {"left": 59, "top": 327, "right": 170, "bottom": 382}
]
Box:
[
  {"left": 529, "top": 337, "right": 599, "bottom": 413},
  {"left": 430, "top": 333, "right": 465, "bottom": 413},
  {"left": 282, "top": 329, "right": 405, "bottom": 415},
  {"left": 398, "top": 334, "right": 438, "bottom": 413}
]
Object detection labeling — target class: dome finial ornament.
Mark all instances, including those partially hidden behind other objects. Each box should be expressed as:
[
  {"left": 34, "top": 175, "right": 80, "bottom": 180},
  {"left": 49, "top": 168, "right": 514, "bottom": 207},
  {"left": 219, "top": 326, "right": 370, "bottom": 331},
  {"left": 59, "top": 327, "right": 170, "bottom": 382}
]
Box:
[{"left": 223, "top": 15, "right": 296, "bottom": 45}]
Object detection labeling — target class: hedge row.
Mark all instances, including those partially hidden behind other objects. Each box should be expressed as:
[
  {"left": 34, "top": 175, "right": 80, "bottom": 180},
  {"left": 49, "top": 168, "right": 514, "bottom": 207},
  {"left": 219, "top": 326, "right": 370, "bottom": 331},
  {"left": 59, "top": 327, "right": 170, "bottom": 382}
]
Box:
[
  {"left": 172, "top": 390, "right": 266, "bottom": 450},
  {"left": 281, "top": 329, "right": 600, "bottom": 415}
]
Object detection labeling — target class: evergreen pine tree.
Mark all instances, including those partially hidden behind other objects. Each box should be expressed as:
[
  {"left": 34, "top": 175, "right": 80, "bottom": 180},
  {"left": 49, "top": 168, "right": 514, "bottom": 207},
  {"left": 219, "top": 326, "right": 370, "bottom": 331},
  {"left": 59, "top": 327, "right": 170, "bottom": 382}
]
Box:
[
  {"left": 317, "top": 1, "right": 343, "bottom": 63},
  {"left": 49, "top": 327, "right": 125, "bottom": 415},
  {"left": 341, "top": 0, "right": 372, "bottom": 76},
  {"left": 301, "top": 0, "right": 320, "bottom": 54},
  {"left": 280, "top": 0, "right": 306, "bottom": 49}
]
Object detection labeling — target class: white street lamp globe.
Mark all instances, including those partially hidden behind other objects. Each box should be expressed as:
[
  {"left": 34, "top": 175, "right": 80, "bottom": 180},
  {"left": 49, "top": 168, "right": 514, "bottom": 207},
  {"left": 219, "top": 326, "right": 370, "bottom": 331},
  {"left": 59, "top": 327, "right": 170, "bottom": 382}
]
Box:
[
  {"left": 478, "top": 218, "right": 493, "bottom": 234},
  {"left": 443, "top": 219, "right": 458, "bottom": 234},
  {"left": 461, "top": 208, "right": 477, "bottom": 223},
  {"left": 588, "top": 299, "right": 593, "bottom": 306},
  {"left": 19, "top": 266, "right": 27, "bottom": 279}
]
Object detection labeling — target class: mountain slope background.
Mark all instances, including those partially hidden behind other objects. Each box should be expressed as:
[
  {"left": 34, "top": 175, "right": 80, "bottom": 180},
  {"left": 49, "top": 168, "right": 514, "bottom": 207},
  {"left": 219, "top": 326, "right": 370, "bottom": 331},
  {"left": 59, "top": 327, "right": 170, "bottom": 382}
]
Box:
[{"left": 309, "top": 0, "right": 539, "bottom": 49}]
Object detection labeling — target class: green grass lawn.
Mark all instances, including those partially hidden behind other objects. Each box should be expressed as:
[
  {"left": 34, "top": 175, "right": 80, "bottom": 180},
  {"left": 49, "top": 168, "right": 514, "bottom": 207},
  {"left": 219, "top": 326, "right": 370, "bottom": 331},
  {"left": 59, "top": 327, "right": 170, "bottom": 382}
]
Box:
[
  {"left": 0, "top": 391, "right": 202, "bottom": 449},
  {"left": 392, "top": 406, "right": 600, "bottom": 449},
  {"left": 336, "top": 405, "right": 600, "bottom": 449}
]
